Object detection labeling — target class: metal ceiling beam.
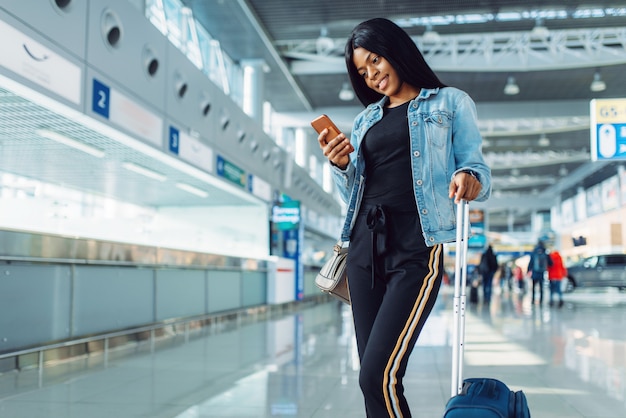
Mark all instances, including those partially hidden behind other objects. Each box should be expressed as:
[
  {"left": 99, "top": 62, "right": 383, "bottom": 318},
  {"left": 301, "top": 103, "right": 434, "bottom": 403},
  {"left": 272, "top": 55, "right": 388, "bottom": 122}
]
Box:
[
  {"left": 474, "top": 160, "right": 614, "bottom": 213},
  {"left": 471, "top": 195, "right": 552, "bottom": 211},
  {"left": 479, "top": 116, "right": 589, "bottom": 137},
  {"left": 492, "top": 176, "right": 557, "bottom": 188},
  {"left": 277, "top": 99, "right": 594, "bottom": 132},
  {"left": 538, "top": 160, "right": 613, "bottom": 198},
  {"left": 282, "top": 27, "right": 626, "bottom": 74},
  {"left": 485, "top": 151, "right": 590, "bottom": 170}
]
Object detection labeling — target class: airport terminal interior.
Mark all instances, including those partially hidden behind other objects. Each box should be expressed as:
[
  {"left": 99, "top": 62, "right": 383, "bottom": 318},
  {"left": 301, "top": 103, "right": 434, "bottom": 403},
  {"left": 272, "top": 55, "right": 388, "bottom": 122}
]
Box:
[{"left": 1, "top": 0, "right": 626, "bottom": 417}]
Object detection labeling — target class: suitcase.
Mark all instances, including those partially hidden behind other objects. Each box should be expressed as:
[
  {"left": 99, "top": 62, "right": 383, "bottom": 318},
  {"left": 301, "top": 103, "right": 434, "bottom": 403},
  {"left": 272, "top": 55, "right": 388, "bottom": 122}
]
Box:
[
  {"left": 469, "top": 284, "right": 479, "bottom": 304},
  {"left": 443, "top": 201, "right": 531, "bottom": 418}
]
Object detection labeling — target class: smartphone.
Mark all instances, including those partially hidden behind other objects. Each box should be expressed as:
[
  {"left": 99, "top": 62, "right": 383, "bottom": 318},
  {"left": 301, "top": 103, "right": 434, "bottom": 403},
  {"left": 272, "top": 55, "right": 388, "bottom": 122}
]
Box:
[{"left": 311, "top": 114, "right": 342, "bottom": 139}]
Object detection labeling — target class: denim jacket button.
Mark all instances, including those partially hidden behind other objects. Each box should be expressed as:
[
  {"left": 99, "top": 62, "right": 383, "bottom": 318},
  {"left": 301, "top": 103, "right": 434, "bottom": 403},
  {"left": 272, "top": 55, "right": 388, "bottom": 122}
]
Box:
[
  {"left": 413, "top": 151, "right": 420, "bottom": 157},
  {"left": 416, "top": 179, "right": 423, "bottom": 186},
  {"left": 429, "top": 236, "right": 435, "bottom": 242},
  {"left": 412, "top": 121, "right": 418, "bottom": 126},
  {"left": 421, "top": 209, "right": 428, "bottom": 215}
]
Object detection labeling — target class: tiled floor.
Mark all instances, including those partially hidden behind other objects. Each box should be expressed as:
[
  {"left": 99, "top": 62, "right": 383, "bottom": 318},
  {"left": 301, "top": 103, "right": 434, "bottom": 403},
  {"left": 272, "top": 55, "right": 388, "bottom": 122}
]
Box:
[{"left": 1, "top": 284, "right": 626, "bottom": 417}]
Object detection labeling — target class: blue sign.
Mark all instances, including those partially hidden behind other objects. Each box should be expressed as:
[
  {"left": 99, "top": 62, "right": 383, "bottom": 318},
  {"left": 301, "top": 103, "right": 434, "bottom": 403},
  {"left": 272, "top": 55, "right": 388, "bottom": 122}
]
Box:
[
  {"left": 591, "top": 99, "right": 626, "bottom": 161},
  {"left": 595, "top": 123, "right": 626, "bottom": 160},
  {"left": 468, "top": 234, "right": 487, "bottom": 248},
  {"left": 169, "top": 126, "right": 179, "bottom": 155},
  {"left": 272, "top": 201, "right": 301, "bottom": 231},
  {"left": 216, "top": 155, "right": 246, "bottom": 187},
  {"left": 282, "top": 228, "right": 304, "bottom": 300},
  {"left": 92, "top": 79, "right": 110, "bottom": 119}
]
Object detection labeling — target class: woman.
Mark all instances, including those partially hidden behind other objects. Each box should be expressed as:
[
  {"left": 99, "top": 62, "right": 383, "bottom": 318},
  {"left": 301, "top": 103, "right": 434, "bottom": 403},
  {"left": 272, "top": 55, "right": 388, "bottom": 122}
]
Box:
[{"left": 317, "top": 18, "right": 491, "bottom": 417}]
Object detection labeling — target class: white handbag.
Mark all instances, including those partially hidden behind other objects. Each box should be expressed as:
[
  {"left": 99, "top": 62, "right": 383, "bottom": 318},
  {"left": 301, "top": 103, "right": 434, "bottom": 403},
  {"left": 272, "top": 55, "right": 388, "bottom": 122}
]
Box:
[{"left": 315, "top": 241, "right": 350, "bottom": 304}]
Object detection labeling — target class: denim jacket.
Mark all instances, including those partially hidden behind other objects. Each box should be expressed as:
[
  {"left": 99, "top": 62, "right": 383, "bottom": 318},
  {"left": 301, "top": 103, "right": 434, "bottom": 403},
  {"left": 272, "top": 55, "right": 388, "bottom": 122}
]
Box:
[{"left": 332, "top": 87, "right": 491, "bottom": 246}]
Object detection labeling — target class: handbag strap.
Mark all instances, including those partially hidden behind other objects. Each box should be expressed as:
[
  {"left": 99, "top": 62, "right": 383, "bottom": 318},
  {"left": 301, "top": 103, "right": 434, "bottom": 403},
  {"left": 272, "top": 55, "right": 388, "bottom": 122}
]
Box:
[{"left": 334, "top": 240, "right": 348, "bottom": 254}]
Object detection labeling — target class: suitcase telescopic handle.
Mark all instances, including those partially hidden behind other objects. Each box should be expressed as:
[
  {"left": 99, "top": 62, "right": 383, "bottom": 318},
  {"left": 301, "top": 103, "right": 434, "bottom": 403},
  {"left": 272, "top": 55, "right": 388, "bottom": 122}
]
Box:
[{"left": 451, "top": 200, "right": 470, "bottom": 397}]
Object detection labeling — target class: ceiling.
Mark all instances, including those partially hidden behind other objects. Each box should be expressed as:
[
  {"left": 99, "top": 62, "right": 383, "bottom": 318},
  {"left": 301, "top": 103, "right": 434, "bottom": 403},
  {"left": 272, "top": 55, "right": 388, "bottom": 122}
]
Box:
[{"left": 185, "top": 0, "right": 626, "bottom": 231}]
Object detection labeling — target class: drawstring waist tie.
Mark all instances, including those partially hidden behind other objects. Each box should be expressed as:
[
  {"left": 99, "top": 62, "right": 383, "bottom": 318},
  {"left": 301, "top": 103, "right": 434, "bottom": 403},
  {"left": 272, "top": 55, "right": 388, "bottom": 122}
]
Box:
[{"left": 366, "top": 204, "right": 388, "bottom": 289}]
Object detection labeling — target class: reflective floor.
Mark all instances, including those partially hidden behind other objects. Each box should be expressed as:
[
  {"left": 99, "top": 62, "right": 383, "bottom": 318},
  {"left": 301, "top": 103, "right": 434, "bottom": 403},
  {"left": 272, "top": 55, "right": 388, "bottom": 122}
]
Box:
[{"left": 1, "top": 283, "right": 626, "bottom": 417}]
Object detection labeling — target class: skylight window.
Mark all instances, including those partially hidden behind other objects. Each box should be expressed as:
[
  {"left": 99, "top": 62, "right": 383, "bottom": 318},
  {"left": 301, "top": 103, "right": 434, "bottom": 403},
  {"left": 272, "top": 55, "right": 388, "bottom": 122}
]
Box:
[{"left": 395, "top": 7, "right": 626, "bottom": 28}]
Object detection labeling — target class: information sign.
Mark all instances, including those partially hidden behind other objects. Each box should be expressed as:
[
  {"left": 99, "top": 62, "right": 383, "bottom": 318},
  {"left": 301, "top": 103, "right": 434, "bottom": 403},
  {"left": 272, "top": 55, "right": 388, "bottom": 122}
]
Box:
[
  {"left": 174, "top": 127, "right": 213, "bottom": 173},
  {"left": 216, "top": 155, "right": 246, "bottom": 187},
  {"left": 0, "top": 19, "right": 82, "bottom": 104},
  {"left": 590, "top": 98, "right": 626, "bottom": 161},
  {"left": 467, "top": 209, "right": 486, "bottom": 248},
  {"left": 248, "top": 174, "right": 272, "bottom": 201},
  {"left": 272, "top": 201, "right": 301, "bottom": 231}
]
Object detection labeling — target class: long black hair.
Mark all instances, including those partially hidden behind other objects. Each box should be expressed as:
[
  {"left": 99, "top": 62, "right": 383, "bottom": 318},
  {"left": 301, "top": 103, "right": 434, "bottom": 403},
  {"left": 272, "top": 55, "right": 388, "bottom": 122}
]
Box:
[{"left": 345, "top": 18, "right": 446, "bottom": 106}]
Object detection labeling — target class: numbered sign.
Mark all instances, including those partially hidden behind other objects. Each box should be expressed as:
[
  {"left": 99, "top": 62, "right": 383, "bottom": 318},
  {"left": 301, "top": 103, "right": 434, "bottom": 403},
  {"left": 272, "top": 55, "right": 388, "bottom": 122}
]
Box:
[
  {"left": 169, "top": 126, "right": 179, "bottom": 154},
  {"left": 90, "top": 78, "right": 163, "bottom": 146},
  {"left": 590, "top": 99, "right": 626, "bottom": 161},
  {"left": 170, "top": 126, "right": 214, "bottom": 172},
  {"left": 92, "top": 79, "right": 110, "bottom": 119}
]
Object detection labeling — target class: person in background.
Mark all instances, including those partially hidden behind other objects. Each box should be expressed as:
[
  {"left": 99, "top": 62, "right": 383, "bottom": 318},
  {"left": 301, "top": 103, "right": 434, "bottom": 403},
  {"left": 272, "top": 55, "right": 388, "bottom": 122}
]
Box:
[
  {"left": 317, "top": 17, "right": 491, "bottom": 417},
  {"left": 479, "top": 244, "right": 498, "bottom": 304},
  {"left": 527, "top": 240, "right": 552, "bottom": 305},
  {"left": 501, "top": 261, "right": 513, "bottom": 292},
  {"left": 547, "top": 248, "right": 567, "bottom": 307},
  {"left": 469, "top": 265, "right": 481, "bottom": 305},
  {"left": 513, "top": 263, "right": 525, "bottom": 294}
]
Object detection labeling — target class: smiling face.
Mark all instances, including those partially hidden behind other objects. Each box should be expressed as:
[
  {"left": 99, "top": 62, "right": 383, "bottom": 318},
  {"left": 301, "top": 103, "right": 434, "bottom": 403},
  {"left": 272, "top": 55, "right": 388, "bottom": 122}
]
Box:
[{"left": 352, "top": 47, "right": 420, "bottom": 107}]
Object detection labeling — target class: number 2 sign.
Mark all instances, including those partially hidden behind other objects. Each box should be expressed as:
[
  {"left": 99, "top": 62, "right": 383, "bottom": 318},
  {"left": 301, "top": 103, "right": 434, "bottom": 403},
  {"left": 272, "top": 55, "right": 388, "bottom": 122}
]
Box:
[{"left": 92, "top": 78, "right": 110, "bottom": 119}]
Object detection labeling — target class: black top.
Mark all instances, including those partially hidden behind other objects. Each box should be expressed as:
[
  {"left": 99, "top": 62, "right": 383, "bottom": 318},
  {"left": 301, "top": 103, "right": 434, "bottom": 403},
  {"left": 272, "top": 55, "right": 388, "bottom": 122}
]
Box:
[{"left": 361, "top": 101, "right": 417, "bottom": 211}]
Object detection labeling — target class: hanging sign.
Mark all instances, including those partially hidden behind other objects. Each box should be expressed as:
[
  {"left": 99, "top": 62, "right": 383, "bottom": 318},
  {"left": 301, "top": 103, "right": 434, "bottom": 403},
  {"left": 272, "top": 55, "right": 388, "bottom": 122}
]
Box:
[
  {"left": 92, "top": 78, "right": 163, "bottom": 146},
  {"left": 169, "top": 125, "right": 214, "bottom": 172},
  {"left": 216, "top": 155, "right": 246, "bottom": 188},
  {"left": 590, "top": 98, "right": 626, "bottom": 161},
  {"left": 0, "top": 19, "right": 81, "bottom": 104}
]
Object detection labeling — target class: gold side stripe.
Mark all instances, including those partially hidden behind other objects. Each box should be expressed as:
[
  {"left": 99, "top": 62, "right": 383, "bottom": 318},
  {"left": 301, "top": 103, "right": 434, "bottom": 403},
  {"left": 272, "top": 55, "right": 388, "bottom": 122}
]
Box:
[{"left": 382, "top": 244, "right": 442, "bottom": 417}]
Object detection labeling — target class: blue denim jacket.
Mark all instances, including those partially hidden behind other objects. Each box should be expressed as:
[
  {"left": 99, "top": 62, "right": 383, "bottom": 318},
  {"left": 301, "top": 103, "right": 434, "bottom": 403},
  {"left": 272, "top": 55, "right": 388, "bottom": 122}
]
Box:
[{"left": 332, "top": 87, "right": 491, "bottom": 246}]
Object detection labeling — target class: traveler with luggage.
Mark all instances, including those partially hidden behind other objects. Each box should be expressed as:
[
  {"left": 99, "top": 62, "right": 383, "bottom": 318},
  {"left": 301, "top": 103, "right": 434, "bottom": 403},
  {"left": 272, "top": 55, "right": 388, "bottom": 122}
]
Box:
[
  {"left": 317, "top": 17, "right": 491, "bottom": 417},
  {"left": 527, "top": 240, "right": 552, "bottom": 305}
]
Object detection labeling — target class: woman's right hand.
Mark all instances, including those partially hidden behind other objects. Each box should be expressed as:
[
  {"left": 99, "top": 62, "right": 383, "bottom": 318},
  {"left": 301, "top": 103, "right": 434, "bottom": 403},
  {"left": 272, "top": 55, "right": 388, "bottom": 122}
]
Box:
[{"left": 318, "top": 128, "right": 354, "bottom": 170}]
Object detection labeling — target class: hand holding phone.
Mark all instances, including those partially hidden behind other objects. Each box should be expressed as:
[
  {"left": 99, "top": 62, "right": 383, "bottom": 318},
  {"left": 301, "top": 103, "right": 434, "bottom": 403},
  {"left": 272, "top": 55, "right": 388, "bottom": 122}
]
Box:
[
  {"left": 310, "top": 114, "right": 342, "bottom": 139},
  {"left": 311, "top": 114, "right": 354, "bottom": 170}
]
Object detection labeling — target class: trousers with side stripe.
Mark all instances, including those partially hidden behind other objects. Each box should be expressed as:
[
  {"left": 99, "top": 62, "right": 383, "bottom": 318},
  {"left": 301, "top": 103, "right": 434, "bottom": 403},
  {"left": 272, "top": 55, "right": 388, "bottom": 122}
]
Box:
[{"left": 346, "top": 205, "right": 443, "bottom": 418}]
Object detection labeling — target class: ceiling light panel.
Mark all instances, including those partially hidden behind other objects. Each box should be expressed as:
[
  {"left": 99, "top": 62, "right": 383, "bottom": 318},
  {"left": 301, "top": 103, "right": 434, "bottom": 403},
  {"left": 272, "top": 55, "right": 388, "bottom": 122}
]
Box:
[
  {"left": 36, "top": 128, "right": 105, "bottom": 158},
  {"left": 0, "top": 86, "right": 255, "bottom": 207}
]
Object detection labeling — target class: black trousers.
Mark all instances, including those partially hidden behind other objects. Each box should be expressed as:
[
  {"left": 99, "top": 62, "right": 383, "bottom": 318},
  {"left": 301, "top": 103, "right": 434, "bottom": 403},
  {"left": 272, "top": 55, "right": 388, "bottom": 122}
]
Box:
[
  {"left": 347, "top": 205, "right": 443, "bottom": 417},
  {"left": 531, "top": 277, "right": 544, "bottom": 303}
]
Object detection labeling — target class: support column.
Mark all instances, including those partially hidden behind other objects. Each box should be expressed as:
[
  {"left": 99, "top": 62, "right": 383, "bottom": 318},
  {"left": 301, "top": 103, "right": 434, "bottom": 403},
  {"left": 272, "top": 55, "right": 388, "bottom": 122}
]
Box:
[
  {"left": 241, "top": 59, "right": 268, "bottom": 123},
  {"left": 507, "top": 209, "right": 515, "bottom": 232}
]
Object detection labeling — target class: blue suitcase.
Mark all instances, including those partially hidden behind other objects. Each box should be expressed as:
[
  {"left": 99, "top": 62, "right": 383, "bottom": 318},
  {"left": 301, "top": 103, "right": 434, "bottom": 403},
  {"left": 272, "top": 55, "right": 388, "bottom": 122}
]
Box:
[
  {"left": 443, "top": 377, "right": 530, "bottom": 417},
  {"left": 443, "top": 202, "right": 531, "bottom": 418}
]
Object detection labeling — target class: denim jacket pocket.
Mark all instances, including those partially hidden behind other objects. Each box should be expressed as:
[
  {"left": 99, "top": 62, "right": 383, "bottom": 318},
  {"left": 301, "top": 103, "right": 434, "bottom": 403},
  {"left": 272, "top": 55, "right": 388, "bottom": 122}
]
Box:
[{"left": 423, "top": 110, "right": 452, "bottom": 148}]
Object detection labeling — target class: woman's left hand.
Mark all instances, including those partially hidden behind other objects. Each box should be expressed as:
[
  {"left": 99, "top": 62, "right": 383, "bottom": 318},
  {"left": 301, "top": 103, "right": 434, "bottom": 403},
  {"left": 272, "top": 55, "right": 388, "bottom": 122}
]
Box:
[{"left": 449, "top": 172, "right": 481, "bottom": 203}]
